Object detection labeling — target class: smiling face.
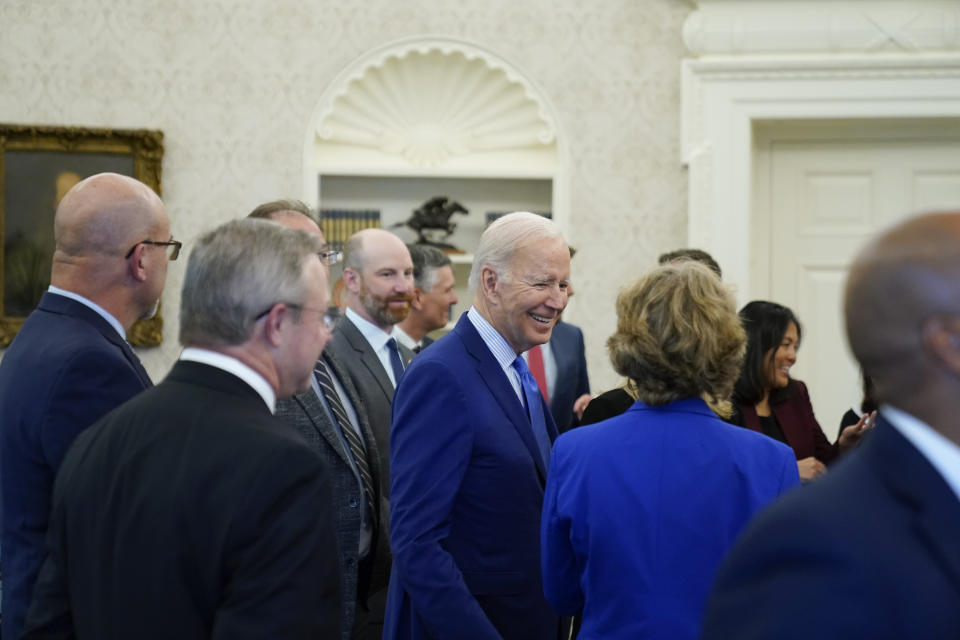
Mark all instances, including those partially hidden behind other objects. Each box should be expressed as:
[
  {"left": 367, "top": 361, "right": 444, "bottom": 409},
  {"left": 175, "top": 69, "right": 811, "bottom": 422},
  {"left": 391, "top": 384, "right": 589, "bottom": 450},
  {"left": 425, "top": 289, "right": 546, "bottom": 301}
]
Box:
[
  {"left": 765, "top": 321, "right": 799, "bottom": 390},
  {"left": 345, "top": 231, "right": 414, "bottom": 331},
  {"left": 484, "top": 236, "right": 570, "bottom": 354}
]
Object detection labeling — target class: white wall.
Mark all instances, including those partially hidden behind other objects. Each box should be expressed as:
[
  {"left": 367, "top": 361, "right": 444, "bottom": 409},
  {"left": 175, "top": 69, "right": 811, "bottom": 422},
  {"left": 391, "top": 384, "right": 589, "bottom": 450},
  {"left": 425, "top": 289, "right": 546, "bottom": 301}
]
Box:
[{"left": 0, "top": 0, "right": 693, "bottom": 387}]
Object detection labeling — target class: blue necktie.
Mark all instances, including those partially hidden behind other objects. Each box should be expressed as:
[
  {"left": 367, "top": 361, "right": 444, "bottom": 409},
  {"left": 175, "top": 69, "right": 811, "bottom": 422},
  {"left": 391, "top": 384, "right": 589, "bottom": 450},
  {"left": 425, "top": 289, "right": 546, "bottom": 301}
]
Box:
[
  {"left": 387, "top": 338, "right": 405, "bottom": 387},
  {"left": 512, "top": 355, "right": 552, "bottom": 470}
]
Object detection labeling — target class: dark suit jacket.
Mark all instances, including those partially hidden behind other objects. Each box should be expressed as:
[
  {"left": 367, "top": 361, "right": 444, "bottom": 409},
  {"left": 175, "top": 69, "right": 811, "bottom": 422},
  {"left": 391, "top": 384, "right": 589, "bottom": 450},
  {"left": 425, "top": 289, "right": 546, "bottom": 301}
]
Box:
[
  {"left": 327, "top": 315, "right": 413, "bottom": 495},
  {"left": 276, "top": 350, "right": 389, "bottom": 639},
  {"left": 732, "top": 380, "right": 838, "bottom": 463},
  {"left": 543, "top": 399, "right": 799, "bottom": 639},
  {"left": 0, "top": 292, "right": 152, "bottom": 640},
  {"left": 384, "top": 313, "right": 561, "bottom": 640},
  {"left": 702, "top": 415, "right": 960, "bottom": 639},
  {"left": 22, "top": 361, "right": 340, "bottom": 640},
  {"left": 579, "top": 387, "right": 634, "bottom": 426},
  {"left": 547, "top": 321, "right": 590, "bottom": 433}
]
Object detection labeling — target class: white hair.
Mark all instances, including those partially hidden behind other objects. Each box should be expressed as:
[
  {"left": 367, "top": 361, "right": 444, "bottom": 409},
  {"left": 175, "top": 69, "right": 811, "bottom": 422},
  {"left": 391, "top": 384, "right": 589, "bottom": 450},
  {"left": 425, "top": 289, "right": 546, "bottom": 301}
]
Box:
[{"left": 468, "top": 212, "right": 565, "bottom": 290}]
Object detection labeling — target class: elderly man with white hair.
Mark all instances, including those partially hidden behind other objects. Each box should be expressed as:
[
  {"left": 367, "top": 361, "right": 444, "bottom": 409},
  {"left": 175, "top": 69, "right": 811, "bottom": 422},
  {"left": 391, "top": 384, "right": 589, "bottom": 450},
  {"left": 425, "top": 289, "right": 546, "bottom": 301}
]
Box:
[{"left": 384, "top": 212, "right": 570, "bottom": 640}]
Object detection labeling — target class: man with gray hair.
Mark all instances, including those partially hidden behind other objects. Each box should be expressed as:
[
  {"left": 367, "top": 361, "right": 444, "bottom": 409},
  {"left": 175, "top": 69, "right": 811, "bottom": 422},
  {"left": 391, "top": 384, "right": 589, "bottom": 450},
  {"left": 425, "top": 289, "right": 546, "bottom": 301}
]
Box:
[
  {"left": 385, "top": 212, "right": 569, "bottom": 640},
  {"left": 250, "top": 201, "right": 387, "bottom": 640},
  {"left": 395, "top": 244, "right": 458, "bottom": 353},
  {"left": 22, "top": 219, "right": 341, "bottom": 640}
]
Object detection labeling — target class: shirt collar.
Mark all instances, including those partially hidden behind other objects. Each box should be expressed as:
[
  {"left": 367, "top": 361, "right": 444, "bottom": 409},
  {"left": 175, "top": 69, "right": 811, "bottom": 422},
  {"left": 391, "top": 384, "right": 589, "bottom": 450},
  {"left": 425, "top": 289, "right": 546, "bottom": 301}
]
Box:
[
  {"left": 179, "top": 347, "right": 277, "bottom": 413},
  {"left": 48, "top": 285, "right": 126, "bottom": 340},
  {"left": 346, "top": 307, "right": 396, "bottom": 352},
  {"left": 393, "top": 325, "right": 419, "bottom": 351},
  {"left": 881, "top": 404, "right": 960, "bottom": 503},
  {"left": 467, "top": 306, "right": 518, "bottom": 374}
]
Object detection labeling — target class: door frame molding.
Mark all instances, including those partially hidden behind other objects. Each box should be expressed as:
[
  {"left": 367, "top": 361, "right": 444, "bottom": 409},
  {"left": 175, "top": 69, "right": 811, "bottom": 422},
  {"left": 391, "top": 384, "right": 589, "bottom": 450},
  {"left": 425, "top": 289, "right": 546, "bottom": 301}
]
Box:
[{"left": 681, "top": 54, "right": 960, "bottom": 303}]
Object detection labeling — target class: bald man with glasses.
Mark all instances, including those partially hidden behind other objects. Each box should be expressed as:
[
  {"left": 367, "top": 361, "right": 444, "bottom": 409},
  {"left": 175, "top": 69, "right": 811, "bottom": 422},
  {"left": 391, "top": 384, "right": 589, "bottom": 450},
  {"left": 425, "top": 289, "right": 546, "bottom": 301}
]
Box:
[{"left": 0, "top": 172, "right": 175, "bottom": 640}]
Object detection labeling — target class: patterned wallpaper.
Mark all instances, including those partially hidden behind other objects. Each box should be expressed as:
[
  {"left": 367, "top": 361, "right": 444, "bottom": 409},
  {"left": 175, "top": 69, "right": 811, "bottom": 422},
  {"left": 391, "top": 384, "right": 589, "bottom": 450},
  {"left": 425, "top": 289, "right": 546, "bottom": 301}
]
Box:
[{"left": 0, "top": 0, "right": 693, "bottom": 390}]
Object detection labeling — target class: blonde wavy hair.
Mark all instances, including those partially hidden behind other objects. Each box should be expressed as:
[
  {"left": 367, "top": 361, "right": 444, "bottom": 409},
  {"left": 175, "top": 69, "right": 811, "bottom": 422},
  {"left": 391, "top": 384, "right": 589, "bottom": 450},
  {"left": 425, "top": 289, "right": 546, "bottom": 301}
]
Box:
[{"left": 607, "top": 262, "right": 746, "bottom": 417}]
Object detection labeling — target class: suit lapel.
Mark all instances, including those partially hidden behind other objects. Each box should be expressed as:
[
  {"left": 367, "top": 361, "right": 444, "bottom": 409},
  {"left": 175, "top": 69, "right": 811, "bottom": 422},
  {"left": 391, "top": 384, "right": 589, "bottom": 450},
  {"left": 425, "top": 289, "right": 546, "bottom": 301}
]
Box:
[
  {"left": 293, "top": 387, "right": 353, "bottom": 467},
  {"left": 869, "top": 418, "right": 960, "bottom": 591},
  {"left": 324, "top": 350, "right": 383, "bottom": 485},
  {"left": 454, "top": 315, "right": 550, "bottom": 482},
  {"left": 341, "top": 317, "right": 395, "bottom": 403}
]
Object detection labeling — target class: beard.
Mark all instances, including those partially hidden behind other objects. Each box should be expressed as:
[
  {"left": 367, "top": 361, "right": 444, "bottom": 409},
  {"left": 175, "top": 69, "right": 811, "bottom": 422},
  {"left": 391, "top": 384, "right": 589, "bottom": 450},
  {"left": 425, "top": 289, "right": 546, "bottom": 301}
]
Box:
[{"left": 359, "top": 282, "right": 412, "bottom": 326}]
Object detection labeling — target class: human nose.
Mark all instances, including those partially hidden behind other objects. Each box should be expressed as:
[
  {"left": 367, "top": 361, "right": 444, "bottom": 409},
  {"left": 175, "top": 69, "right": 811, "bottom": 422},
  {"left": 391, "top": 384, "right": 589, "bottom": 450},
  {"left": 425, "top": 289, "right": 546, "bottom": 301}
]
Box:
[{"left": 546, "top": 284, "right": 567, "bottom": 310}]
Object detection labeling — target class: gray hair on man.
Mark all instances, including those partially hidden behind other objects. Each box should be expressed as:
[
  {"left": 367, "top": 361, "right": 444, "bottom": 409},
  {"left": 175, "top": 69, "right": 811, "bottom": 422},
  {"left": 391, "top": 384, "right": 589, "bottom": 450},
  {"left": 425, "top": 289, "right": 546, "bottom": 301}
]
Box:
[
  {"left": 409, "top": 244, "right": 453, "bottom": 291},
  {"left": 468, "top": 212, "right": 564, "bottom": 290},
  {"left": 247, "top": 199, "right": 318, "bottom": 224},
  {"left": 180, "top": 218, "right": 323, "bottom": 347}
]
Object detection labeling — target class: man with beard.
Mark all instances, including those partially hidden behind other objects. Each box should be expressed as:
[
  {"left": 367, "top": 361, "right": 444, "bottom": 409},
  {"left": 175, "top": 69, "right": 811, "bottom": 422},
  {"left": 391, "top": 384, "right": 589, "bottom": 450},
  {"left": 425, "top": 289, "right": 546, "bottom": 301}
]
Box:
[
  {"left": 0, "top": 173, "right": 174, "bottom": 640},
  {"left": 328, "top": 228, "right": 414, "bottom": 634}
]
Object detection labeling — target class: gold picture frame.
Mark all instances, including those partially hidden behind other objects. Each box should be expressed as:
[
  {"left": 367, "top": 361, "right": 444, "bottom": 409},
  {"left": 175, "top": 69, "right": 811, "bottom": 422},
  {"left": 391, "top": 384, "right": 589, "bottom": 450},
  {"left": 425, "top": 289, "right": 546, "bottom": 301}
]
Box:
[{"left": 0, "top": 124, "right": 165, "bottom": 347}]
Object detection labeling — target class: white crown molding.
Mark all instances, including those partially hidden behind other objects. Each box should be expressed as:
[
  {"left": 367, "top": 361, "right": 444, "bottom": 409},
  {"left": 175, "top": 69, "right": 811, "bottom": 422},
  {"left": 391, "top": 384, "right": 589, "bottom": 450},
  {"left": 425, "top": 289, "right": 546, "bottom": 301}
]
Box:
[
  {"left": 685, "top": 0, "right": 960, "bottom": 56},
  {"left": 681, "top": 51, "right": 960, "bottom": 302}
]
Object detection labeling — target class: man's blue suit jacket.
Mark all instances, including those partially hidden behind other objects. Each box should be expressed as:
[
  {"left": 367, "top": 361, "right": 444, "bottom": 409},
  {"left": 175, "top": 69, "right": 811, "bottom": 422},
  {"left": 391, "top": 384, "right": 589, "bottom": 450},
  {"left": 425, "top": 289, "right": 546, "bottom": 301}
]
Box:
[
  {"left": 702, "top": 415, "right": 960, "bottom": 639},
  {"left": 0, "top": 292, "right": 152, "bottom": 640},
  {"left": 547, "top": 321, "right": 589, "bottom": 433},
  {"left": 384, "top": 313, "right": 561, "bottom": 640}
]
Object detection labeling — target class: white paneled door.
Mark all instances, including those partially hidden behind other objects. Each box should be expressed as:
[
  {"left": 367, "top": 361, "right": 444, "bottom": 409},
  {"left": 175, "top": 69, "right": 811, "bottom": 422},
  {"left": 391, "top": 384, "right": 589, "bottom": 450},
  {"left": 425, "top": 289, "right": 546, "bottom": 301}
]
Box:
[{"left": 754, "top": 120, "right": 960, "bottom": 439}]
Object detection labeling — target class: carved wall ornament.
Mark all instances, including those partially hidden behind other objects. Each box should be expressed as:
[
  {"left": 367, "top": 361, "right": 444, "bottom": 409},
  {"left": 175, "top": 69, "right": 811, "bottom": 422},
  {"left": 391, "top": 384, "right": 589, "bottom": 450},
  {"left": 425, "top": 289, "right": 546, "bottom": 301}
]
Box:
[{"left": 312, "top": 38, "right": 557, "bottom": 168}]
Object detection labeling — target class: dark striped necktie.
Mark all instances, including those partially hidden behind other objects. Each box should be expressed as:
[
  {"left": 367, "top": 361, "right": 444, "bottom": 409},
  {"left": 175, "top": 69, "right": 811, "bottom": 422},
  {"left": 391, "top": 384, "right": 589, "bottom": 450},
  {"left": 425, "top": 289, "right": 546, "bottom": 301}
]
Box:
[{"left": 314, "top": 359, "right": 376, "bottom": 519}]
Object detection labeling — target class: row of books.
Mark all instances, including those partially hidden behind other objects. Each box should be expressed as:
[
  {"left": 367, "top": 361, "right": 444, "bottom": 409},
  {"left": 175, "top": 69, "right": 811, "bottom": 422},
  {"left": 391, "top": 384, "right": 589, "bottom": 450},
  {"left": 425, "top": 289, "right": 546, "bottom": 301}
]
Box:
[{"left": 319, "top": 209, "right": 381, "bottom": 252}]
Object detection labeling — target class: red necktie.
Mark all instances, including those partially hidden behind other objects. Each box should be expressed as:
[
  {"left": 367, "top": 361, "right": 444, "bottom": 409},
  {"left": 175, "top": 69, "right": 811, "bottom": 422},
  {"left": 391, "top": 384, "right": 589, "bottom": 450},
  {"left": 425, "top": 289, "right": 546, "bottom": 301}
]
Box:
[{"left": 527, "top": 345, "right": 549, "bottom": 404}]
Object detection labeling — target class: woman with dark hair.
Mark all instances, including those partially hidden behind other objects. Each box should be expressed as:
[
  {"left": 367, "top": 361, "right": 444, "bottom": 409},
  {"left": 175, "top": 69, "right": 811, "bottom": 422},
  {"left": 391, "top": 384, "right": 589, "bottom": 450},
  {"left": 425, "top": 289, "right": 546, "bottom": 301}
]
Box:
[
  {"left": 839, "top": 368, "right": 878, "bottom": 432},
  {"left": 541, "top": 264, "right": 800, "bottom": 640},
  {"left": 730, "top": 301, "right": 872, "bottom": 482}
]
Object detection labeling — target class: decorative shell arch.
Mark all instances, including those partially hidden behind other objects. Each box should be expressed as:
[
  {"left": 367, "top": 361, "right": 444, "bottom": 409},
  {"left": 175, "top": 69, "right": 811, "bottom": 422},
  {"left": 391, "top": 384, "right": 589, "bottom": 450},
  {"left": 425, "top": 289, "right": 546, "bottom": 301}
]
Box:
[{"left": 310, "top": 39, "right": 559, "bottom": 171}]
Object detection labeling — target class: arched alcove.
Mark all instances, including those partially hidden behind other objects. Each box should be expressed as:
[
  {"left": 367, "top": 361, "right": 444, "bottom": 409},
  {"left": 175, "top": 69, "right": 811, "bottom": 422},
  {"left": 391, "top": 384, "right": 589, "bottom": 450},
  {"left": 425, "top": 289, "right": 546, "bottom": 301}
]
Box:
[{"left": 302, "top": 36, "right": 566, "bottom": 327}]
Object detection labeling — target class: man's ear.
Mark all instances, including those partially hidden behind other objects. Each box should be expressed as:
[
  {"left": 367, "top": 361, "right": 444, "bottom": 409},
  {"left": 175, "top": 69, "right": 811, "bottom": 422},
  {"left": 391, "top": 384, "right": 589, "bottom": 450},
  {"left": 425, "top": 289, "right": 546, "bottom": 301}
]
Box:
[
  {"left": 342, "top": 267, "right": 360, "bottom": 294},
  {"left": 480, "top": 265, "right": 500, "bottom": 304},
  {"left": 410, "top": 287, "right": 426, "bottom": 311},
  {"left": 261, "top": 303, "right": 289, "bottom": 348},
  {"left": 921, "top": 315, "right": 960, "bottom": 376},
  {"left": 127, "top": 244, "right": 149, "bottom": 283}
]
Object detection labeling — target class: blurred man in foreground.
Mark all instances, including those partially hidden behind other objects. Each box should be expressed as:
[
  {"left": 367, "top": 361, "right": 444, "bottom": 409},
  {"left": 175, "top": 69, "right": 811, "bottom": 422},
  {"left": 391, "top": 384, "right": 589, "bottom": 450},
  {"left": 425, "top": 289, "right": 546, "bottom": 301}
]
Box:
[{"left": 702, "top": 211, "right": 960, "bottom": 639}]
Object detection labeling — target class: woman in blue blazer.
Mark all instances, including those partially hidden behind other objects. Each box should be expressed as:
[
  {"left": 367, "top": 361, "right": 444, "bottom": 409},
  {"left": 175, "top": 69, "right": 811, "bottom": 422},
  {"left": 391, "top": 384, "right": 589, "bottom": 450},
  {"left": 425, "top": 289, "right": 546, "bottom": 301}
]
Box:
[{"left": 541, "top": 263, "right": 801, "bottom": 640}]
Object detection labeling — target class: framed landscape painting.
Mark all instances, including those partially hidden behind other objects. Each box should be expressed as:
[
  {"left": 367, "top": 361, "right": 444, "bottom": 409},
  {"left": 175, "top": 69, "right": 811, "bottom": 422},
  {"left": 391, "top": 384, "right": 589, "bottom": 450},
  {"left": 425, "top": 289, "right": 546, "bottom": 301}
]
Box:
[{"left": 0, "top": 124, "right": 164, "bottom": 347}]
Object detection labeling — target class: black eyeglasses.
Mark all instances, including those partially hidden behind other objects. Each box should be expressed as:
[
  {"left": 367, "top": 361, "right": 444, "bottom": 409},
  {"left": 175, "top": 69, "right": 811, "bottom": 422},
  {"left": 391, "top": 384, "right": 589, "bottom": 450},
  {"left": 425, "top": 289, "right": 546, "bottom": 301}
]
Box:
[
  {"left": 319, "top": 247, "right": 342, "bottom": 266},
  {"left": 254, "top": 303, "right": 340, "bottom": 331},
  {"left": 125, "top": 238, "right": 182, "bottom": 261}
]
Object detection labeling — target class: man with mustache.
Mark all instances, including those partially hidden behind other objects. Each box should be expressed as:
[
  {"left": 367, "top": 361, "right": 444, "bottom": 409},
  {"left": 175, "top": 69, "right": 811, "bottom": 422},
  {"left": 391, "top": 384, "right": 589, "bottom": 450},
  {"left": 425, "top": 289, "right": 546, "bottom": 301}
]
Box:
[
  {"left": 328, "top": 227, "right": 415, "bottom": 636},
  {"left": 0, "top": 173, "right": 173, "bottom": 640}
]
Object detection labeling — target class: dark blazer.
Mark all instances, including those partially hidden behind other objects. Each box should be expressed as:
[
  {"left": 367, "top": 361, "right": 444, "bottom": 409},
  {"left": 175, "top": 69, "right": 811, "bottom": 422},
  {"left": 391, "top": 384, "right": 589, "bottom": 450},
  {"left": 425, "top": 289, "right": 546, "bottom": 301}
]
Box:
[
  {"left": 0, "top": 292, "right": 152, "bottom": 640},
  {"left": 22, "top": 361, "right": 341, "bottom": 640},
  {"left": 702, "top": 415, "right": 960, "bottom": 639},
  {"left": 579, "top": 387, "right": 634, "bottom": 426},
  {"left": 276, "top": 349, "right": 389, "bottom": 639},
  {"left": 732, "top": 380, "right": 838, "bottom": 463},
  {"left": 327, "top": 315, "right": 414, "bottom": 493},
  {"left": 547, "top": 321, "right": 590, "bottom": 433},
  {"left": 384, "top": 313, "right": 561, "bottom": 640}
]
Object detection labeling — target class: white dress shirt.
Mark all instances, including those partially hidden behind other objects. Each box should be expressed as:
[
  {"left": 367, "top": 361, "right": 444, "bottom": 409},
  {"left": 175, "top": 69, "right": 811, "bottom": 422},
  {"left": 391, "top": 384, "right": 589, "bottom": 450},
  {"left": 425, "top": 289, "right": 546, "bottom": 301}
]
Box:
[
  {"left": 882, "top": 404, "right": 960, "bottom": 503},
  {"left": 345, "top": 307, "right": 404, "bottom": 386}
]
